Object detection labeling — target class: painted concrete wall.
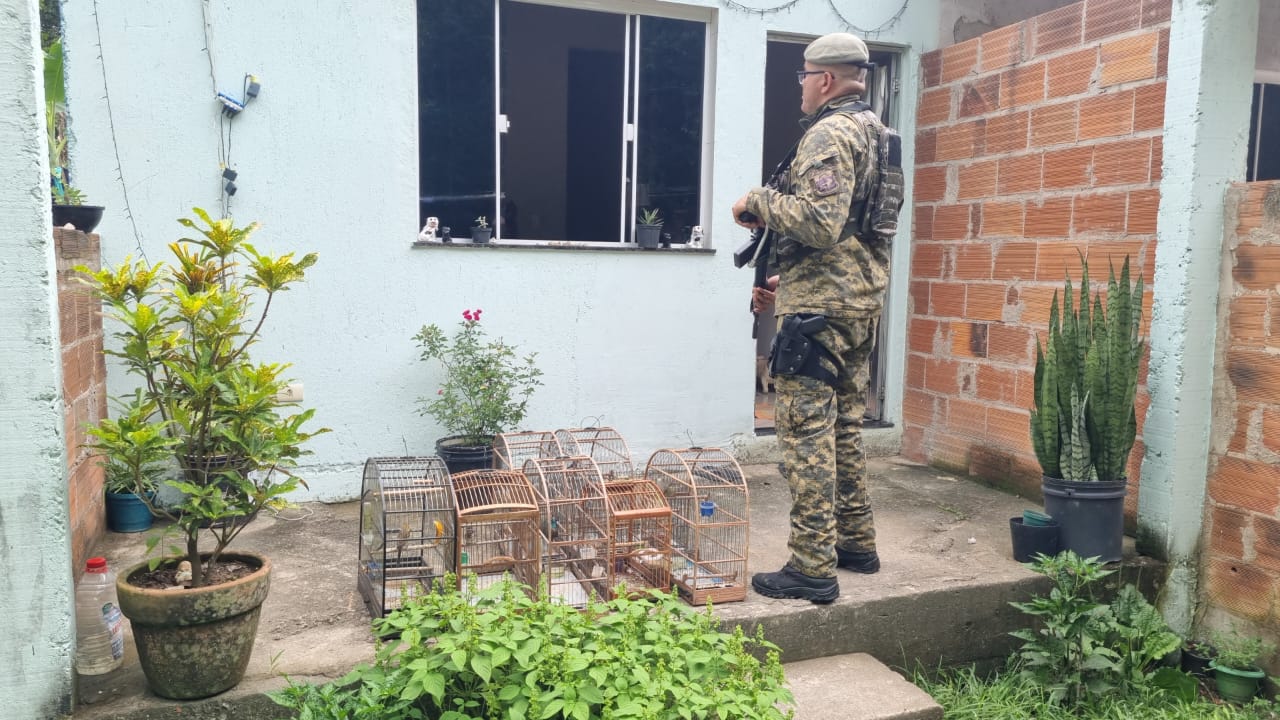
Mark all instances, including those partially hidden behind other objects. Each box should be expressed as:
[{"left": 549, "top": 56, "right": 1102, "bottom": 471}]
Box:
[
  {"left": 1138, "top": 0, "right": 1259, "bottom": 637},
  {"left": 61, "top": 0, "right": 939, "bottom": 501},
  {"left": 0, "top": 0, "right": 76, "bottom": 715}
]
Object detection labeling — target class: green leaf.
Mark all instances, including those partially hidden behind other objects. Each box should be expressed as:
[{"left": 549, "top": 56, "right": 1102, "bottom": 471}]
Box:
[{"left": 471, "top": 655, "right": 492, "bottom": 684}]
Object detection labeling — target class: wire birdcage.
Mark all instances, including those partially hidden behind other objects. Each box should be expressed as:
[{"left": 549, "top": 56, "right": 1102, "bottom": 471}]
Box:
[
  {"left": 358, "top": 457, "right": 457, "bottom": 617},
  {"left": 494, "top": 430, "right": 564, "bottom": 470},
  {"left": 523, "top": 456, "right": 612, "bottom": 606},
  {"left": 451, "top": 469, "right": 543, "bottom": 596},
  {"left": 555, "top": 426, "right": 635, "bottom": 480},
  {"left": 602, "top": 477, "right": 672, "bottom": 598},
  {"left": 645, "top": 448, "right": 749, "bottom": 605}
]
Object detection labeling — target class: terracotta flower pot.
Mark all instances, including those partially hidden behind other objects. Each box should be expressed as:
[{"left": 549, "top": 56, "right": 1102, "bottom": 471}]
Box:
[{"left": 116, "top": 552, "right": 271, "bottom": 700}]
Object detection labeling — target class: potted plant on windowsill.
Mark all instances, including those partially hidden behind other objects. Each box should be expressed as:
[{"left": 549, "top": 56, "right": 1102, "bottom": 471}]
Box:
[
  {"left": 471, "top": 215, "right": 492, "bottom": 244},
  {"left": 76, "top": 208, "right": 327, "bottom": 700},
  {"left": 635, "top": 207, "right": 662, "bottom": 249},
  {"left": 414, "top": 308, "right": 542, "bottom": 473},
  {"left": 1029, "top": 253, "right": 1144, "bottom": 563},
  {"left": 1209, "top": 628, "right": 1274, "bottom": 703}
]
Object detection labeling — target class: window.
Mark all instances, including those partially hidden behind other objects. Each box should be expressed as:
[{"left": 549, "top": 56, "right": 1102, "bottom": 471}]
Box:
[
  {"left": 417, "top": 0, "right": 708, "bottom": 244},
  {"left": 1248, "top": 83, "right": 1280, "bottom": 182}
]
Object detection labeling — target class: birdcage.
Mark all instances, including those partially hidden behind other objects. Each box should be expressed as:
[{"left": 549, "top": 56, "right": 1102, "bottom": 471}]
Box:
[
  {"left": 358, "top": 457, "right": 457, "bottom": 618},
  {"left": 494, "top": 430, "right": 564, "bottom": 470},
  {"left": 645, "top": 448, "right": 750, "bottom": 605},
  {"left": 522, "top": 456, "right": 612, "bottom": 606},
  {"left": 451, "top": 469, "right": 543, "bottom": 595},
  {"left": 555, "top": 426, "right": 635, "bottom": 480},
  {"left": 602, "top": 477, "right": 672, "bottom": 598}
]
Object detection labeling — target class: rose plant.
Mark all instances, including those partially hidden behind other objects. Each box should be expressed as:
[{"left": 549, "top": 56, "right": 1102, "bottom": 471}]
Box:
[{"left": 414, "top": 308, "right": 542, "bottom": 445}]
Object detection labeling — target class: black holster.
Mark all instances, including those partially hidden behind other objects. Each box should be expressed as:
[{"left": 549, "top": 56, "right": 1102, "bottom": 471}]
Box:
[{"left": 768, "top": 313, "right": 837, "bottom": 387}]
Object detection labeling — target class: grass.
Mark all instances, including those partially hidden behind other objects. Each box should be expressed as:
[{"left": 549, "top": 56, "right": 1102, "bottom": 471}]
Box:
[{"left": 913, "top": 665, "right": 1280, "bottom": 720}]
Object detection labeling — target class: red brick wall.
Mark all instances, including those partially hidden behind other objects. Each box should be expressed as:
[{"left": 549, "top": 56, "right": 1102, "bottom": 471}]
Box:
[
  {"left": 1203, "top": 182, "right": 1280, "bottom": 628},
  {"left": 907, "top": 0, "right": 1168, "bottom": 513},
  {"left": 57, "top": 227, "right": 107, "bottom": 577}
]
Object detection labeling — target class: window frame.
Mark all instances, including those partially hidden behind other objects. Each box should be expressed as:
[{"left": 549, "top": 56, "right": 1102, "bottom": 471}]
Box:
[{"left": 419, "top": 0, "right": 715, "bottom": 247}]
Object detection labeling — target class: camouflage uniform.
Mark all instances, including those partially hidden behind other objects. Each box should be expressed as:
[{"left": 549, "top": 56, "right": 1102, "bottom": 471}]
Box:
[{"left": 744, "top": 94, "right": 891, "bottom": 578}]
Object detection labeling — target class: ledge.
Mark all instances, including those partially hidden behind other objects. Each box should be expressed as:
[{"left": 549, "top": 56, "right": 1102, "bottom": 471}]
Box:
[{"left": 411, "top": 240, "right": 716, "bottom": 255}]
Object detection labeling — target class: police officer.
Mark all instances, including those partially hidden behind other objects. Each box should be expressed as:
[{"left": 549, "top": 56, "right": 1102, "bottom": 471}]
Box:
[{"left": 732, "top": 31, "right": 892, "bottom": 603}]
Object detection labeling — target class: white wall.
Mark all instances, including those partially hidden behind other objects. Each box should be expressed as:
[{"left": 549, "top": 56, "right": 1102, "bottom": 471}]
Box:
[
  {"left": 62, "top": 0, "right": 939, "bottom": 501},
  {"left": 0, "top": 0, "right": 75, "bottom": 715}
]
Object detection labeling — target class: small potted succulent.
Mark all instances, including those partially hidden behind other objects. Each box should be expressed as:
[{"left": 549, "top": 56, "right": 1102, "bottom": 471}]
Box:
[
  {"left": 471, "top": 215, "right": 492, "bottom": 244},
  {"left": 1210, "top": 628, "right": 1274, "bottom": 703},
  {"left": 414, "top": 308, "right": 542, "bottom": 473},
  {"left": 635, "top": 207, "right": 662, "bottom": 249}
]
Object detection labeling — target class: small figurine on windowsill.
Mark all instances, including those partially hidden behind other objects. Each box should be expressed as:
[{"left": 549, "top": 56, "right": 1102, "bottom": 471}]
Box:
[{"left": 417, "top": 216, "right": 440, "bottom": 244}]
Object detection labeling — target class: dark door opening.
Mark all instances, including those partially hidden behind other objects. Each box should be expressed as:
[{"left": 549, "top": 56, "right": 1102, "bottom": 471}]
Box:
[{"left": 755, "top": 39, "right": 897, "bottom": 434}]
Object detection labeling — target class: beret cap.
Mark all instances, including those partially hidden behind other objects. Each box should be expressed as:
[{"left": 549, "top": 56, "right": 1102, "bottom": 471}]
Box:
[{"left": 803, "top": 32, "right": 870, "bottom": 66}]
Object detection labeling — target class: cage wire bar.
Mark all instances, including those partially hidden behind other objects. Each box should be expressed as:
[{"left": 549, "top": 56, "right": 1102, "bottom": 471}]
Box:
[
  {"left": 602, "top": 477, "right": 673, "bottom": 598},
  {"left": 451, "top": 469, "right": 543, "bottom": 596},
  {"left": 555, "top": 426, "right": 635, "bottom": 480},
  {"left": 494, "top": 430, "right": 564, "bottom": 470},
  {"left": 645, "top": 447, "right": 750, "bottom": 604},
  {"left": 358, "top": 457, "right": 457, "bottom": 617},
  {"left": 522, "top": 456, "right": 613, "bottom": 606}
]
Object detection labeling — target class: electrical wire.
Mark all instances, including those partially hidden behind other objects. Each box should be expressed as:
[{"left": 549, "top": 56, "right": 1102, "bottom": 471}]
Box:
[
  {"left": 720, "top": 0, "right": 911, "bottom": 38},
  {"left": 90, "top": 0, "right": 145, "bottom": 259}
]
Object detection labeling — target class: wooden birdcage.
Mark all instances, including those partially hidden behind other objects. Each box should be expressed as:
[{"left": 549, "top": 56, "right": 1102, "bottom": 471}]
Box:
[
  {"left": 522, "top": 456, "right": 612, "bottom": 606},
  {"left": 358, "top": 457, "right": 457, "bottom": 617},
  {"left": 555, "top": 426, "right": 635, "bottom": 480},
  {"left": 645, "top": 448, "right": 749, "bottom": 604},
  {"left": 494, "top": 430, "right": 564, "bottom": 470},
  {"left": 451, "top": 469, "right": 543, "bottom": 595},
  {"left": 602, "top": 477, "right": 672, "bottom": 598}
]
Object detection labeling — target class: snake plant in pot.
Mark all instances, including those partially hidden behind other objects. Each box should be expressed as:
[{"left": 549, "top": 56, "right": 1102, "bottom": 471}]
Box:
[
  {"left": 1029, "top": 254, "right": 1143, "bottom": 563},
  {"left": 77, "top": 209, "right": 328, "bottom": 699}
]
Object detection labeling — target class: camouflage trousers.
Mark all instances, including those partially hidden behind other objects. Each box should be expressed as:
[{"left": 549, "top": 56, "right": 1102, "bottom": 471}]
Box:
[{"left": 773, "top": 315, "right": 877, "bottom": 578}]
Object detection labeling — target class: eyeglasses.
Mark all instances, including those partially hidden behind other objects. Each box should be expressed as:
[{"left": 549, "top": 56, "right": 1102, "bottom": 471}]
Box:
[{"left": 796, "top": 70, "right": 828, "bottom": 85}]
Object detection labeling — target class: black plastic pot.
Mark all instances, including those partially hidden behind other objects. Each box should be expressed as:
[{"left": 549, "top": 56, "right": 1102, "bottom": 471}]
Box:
[
  {"left": 435, "top": 435, "right": 495, "bottom": 474},
  {"left": 52, "top": 203, "right": 104, "bottom": 232},
  {"left": 1009, "top": 516, "right": 1060, "bottom": 562},
  {"left": 635, "top": 224, "right": 662, "bottom": 249},
  {"left": 1181, "top": 644, "right": 1216, "bottom": 678},
  {"left": 470, "top": 227, "right": 492, "bottom": 244},
  {"left": 1041, "top": 476, "right": 1127, "bottom": 562}
]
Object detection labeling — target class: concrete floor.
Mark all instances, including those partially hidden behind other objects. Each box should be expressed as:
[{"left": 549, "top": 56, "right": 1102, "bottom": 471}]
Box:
[{"left": 70, "top": 457, "right": 1151, "bottom": 719}]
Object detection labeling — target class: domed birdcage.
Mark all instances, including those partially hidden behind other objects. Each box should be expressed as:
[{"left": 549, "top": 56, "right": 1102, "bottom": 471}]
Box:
[
  {"left": 494, "top": 430, "right": 564, "bottom": 470},
  {"left": 645, "top": 447, "right": 749, "bottom": 605},
  {"left": 554, "top": 426, "right": 634, "bottom": 480},
  {"left": 450, "top": 469, "right": 543, "bottom": 596},
  {"left": 523, "top": 456, "right": 612, "bottom": 606},
  {"left": 358, "top": 456, "right": 457, "bottom": 617},
  {"left": 600, "top": 477, "right": 672, "bottom": 598}
]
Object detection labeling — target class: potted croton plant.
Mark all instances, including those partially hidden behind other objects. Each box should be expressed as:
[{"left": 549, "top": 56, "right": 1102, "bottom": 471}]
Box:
[
  {"left": 414, "top": 308, "right": 542, "bottom": 473},
  {"left": 77, "top": 208, "right": 327, "bottom": 700},
  {"left": 86, "top": 393, "right": 175, "bottom": 533}
]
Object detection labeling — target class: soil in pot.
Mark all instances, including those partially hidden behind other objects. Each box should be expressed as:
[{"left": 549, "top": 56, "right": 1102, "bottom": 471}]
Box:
[{"left": 128, "top": 556, "right": 259, "bottom": 590}]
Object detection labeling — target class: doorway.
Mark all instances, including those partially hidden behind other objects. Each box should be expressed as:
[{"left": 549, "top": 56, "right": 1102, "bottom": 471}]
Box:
[{"left": 754, "top": 38, "right": 898, "bottom": 434}]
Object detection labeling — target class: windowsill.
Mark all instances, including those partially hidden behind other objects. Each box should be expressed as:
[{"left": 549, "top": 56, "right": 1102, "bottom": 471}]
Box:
[{"left": 411, "top": 239, "right": 716, "bottom": 255}]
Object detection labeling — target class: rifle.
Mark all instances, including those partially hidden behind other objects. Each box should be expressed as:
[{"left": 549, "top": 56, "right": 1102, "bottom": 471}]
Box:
[{"left": 734, "top": 216, "right": 773, "bottom": 339}]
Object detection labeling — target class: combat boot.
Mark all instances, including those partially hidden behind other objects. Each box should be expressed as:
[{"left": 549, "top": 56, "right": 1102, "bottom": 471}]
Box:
[
  {"left": 836, "top": 548, "right": 880, "bottom": 574},
  {"left": 751, "top": 565, "right": 839, "bottom": 604}
]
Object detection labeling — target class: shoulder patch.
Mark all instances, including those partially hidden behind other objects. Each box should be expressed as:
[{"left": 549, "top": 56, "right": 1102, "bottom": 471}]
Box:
[{"left": 812, "top": 171, "right": 841, "bottom": 197}]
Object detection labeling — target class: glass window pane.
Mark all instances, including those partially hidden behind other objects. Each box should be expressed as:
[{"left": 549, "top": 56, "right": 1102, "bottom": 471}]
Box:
[
  {"left": 636, "top": 16, "right": 705, "bottom": 245},
  {"left": 1256, "top": 83, "right": 1280, "bottom": 182},
  {"left": 418, "top": 0, "right": 495, "bottom": 234},
  {"left": 500, "top": 1, "right": 625, "bottom": 241}
]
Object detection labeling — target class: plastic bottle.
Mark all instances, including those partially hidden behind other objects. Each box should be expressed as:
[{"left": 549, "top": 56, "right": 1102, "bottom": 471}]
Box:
[{"left": 75, "top": 556, "right": 125, "bottom": 675}]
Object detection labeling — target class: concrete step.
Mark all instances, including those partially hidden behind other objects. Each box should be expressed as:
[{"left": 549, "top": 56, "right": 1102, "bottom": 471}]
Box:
[{"left": 786, "top": 653, "right": 941, "bottom": 720}]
